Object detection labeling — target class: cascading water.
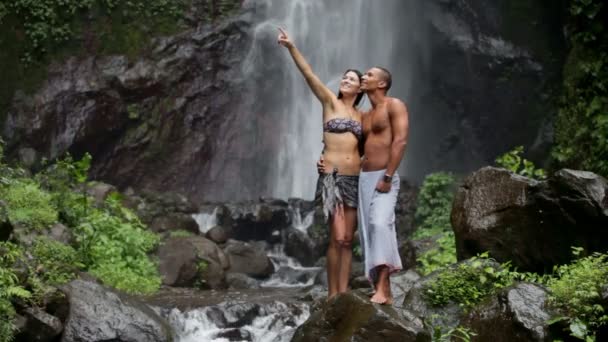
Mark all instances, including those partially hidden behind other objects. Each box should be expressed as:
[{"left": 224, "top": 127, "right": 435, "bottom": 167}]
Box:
[{"left": 242, "top": 0, "right": 431, "bottom": 200}]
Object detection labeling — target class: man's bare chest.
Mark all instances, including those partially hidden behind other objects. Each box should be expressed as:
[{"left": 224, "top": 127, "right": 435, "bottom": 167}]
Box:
[{"left": 363, "top": 109, "right": 390, "bottom": 135}]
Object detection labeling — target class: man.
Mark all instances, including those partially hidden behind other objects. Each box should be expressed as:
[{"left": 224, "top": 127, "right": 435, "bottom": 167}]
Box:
[{"left": 319, "top": 66, "right": 409, "bottom": 304}]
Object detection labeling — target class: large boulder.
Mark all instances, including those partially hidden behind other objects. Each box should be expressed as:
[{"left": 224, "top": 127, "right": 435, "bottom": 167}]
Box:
[
  {"left": 452, "top": 167, "right": 608, "bottom": 272},
  {"left": 86, "top": 182, "right": 117, "bottom": 206},
  {"left": 224, "top": 200, "right": 291, "bottom": 243},
  {"left": 148, "top": 213, "right": 199, "bottom": 235},
  {"left": 60, "top": 279, "right": 172, "bottom": 342},
  {"left": 292, "top": 291, "right": 430, "bottom": 342},
  {"left": 157, "top": 236, "right": 229, "bottom": 289},
  {"left": 461, "top": 283, "right": 553, "bottom": 341},
  {"left": 223, "top": 239, "right": 274, "bottom": 278},
  {"left": 283, "top": 227, "right": 320, "bottom": 267}
]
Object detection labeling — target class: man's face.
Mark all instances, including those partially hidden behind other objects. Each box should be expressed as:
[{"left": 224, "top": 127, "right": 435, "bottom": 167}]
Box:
[{"left": 361, "top": 68, "right": 383, "bottom": 92}]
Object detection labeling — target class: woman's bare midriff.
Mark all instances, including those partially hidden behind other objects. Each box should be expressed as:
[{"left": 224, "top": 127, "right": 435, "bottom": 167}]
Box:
[{"left": 322, "top": 132, "right": 361, "bottom": 175}]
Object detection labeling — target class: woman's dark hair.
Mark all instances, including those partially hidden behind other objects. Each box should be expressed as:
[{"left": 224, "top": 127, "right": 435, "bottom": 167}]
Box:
[{"left": 337, "top": 69, "right": 364, "bottom": 107}]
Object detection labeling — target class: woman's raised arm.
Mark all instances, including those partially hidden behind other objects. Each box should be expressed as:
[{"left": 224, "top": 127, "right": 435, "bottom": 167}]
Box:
[{"left": 278, "top": 28, "right": 335, "bottom": 108}]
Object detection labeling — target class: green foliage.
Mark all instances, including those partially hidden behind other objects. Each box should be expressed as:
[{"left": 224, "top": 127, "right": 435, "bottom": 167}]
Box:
[
  {"left": 353, "top": 245, "right": 362, "bottom": 258},
  {"left": 495, "top": 146, "right": 547, "bottom": 179},
  {"left": 413, "top": 172, "right": 458, "bottom": 275},
  {"left": 547, "top": 248, "right": 608, "bottom": 340},
  {"left": 414, "top": 172, "right": 456, "bottom": 233},
  {"left": 424, "top": 253, "right": 516, "bottom": 308},
  {"left": 194, "top": 259, "right": 209, "bottom": 288},
  {"left": 432, "top": 324, "right": 476, "bottom": 342},
  {"left": 0, "top": 179, "right": 58, "bottom": 229},
  {"left": 0, "top": 242, "right": 31, "bottom": 342},
  {"left": 1, "top": 0, "right": 184, "bottom": 64},
  {"left": 74, "top": 196, "right": 161, "bottom": 294},
  {"left": 417, "top": 231, "right": 457, "bottom": 276},
  {"left": 37, "top": 153, "right": 92, "bottom": 226},
  {"left": 31, "top": 237, "right": 83, "bottom": 286},
  {"left": 553, "top": 0, "right": 608, "bottom": 178}
]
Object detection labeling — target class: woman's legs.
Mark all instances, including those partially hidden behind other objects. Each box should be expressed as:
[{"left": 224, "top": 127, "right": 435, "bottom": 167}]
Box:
[
  {"left": 337, "top": 206, "right": 356, "bottom": 293},
  {"left": 326, "top": 204, "right": 345, "bottom": 299}
]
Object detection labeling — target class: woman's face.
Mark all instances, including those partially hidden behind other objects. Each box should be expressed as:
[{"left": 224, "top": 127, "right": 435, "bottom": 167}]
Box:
[{"left": 339, "top": 71, "right": 361, "bottom": 97}]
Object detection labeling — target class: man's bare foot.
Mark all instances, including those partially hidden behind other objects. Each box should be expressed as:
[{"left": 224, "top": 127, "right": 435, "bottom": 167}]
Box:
[{"left": 370, "top": 292, "right": 393, "bottom": 305}]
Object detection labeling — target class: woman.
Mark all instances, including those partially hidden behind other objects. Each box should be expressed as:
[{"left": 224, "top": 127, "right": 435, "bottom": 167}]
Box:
[{"left": 277, "top": 28, "right": 363, "bottom": 299}]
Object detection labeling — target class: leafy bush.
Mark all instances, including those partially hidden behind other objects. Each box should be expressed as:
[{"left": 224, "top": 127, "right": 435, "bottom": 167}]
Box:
[
  {"left": 1, "top": 179, "right": 58, "bottom": 229},
  {"left": 74, "top": 195, "right": 161, "bottom": 294},
  {"left": 412, "top": 172, "right": 457, "bottom": 274},
  {"left": 31, "top": 237, "right": 83, "bottom": 286},
  {"left": 495, "top": 146, "right": 547, "bottom": 179},
  {"left": 547, "top": 248, "right": 608, "bottom": 340},
  {"left": 417, "top": 231, "right": 457, "bottom": 276},
  {"left": 552, "top": 0, "right": 608, "bottom": 178},
  {"left": 0, "top": 242, "right": 31, "bottom": 342},
  {"left": 36, "top": 153, "right": 91, "bottom": 226},
  {"left": 414, "top": 172, "right": 456, "bottom": 233},
  {"left": 424, "top": 253, "right": 516, "bottom": 308}
]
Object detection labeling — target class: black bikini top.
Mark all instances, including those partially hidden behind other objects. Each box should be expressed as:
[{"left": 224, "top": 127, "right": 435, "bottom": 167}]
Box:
[{"left": 323, "top": 117, "right": 363, "bottom": 141}]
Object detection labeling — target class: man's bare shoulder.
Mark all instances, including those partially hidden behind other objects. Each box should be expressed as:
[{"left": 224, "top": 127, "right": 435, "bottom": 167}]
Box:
[
  {"left": 387, "top": 97, "right": 408, "bottom": 115},
  {"left": 387, "top": 97, "right": 407, "bottom": 107}
]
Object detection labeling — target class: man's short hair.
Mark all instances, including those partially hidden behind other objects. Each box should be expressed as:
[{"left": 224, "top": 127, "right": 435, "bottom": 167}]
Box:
[{"left": 374, "top": 66, "right": 392, "bottom": 93}]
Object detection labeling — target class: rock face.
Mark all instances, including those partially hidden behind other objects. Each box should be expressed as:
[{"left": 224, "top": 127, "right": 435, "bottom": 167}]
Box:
[
  {"left": 61, "top": 279, "right": 172, "bottom": 342},
  {"left": 452, "top": 167, "right": 608, "bottom": 272},
  {"left": 461, "top": 283, "right": 553, "bottom": 341},
  {"left": 2, "top": 8, "right": 255, "bottom": 203},
  {"left": 292, "top": 291, "right": 430, "bottom": 342},
  {"left": 407, "top": 0, "right": 565, "bottom": 180}
]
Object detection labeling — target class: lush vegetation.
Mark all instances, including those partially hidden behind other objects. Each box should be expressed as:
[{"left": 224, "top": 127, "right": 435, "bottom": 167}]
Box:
[
  {"left": 495, "top": 146, "right": 547, "bottom": 179},
  {"left": 0, "top": 179, "right": 58, "bottom": 229},
  {"left": 412, "top": 172, "right": 458, "bottom": 275},
  {"left": 553, "top": 0, "right": 608, "bottom": 178},
  {"left": 0, "top": 0, "right": 184, "bottom": 64},
  {"left": 424, "top": 253, "right": 515, "bottom": 308},
  {"left": 423, "top": 249, "right": 608, "bottom": 340},
  {"left": 0, "top": 242, "right": 31, "bottom": 342},
  {"left": 0, "top": 145, "right": 161, "bottom": 341},
  {"left": 547, "top": 248, "right": 608, "bottom": 340}
]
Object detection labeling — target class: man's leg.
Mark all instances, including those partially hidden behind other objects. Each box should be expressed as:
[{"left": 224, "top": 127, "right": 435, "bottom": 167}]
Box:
[
  {"left": 367, "top": 174, "right": 401, "bottom": 305},
  {"left": 370, "top": 266, "right": 392, "bottom": 304}
]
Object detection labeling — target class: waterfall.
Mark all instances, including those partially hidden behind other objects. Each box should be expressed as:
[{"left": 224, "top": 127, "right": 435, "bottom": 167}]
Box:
[
  {"left": 241, "top": 0, "right": 431, "bottom": 200},
  {"left": 192, "top": 207, "right": 219, "bottom": 234}
]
